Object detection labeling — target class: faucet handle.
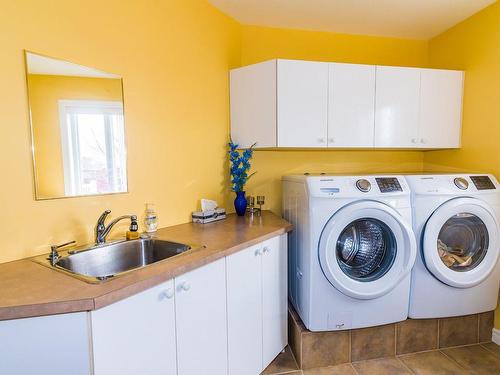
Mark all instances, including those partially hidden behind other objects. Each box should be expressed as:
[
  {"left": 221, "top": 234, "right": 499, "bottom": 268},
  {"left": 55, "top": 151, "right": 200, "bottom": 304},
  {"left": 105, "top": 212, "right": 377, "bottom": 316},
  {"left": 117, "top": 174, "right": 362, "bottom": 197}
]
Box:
[
  {"left": 50, "top": 240, "right": 76, "bottom": 252},
  {"left": 97, "top": 210, "right": 112, "bottom": 226},
  {"left": 48, "top": 240, "right": 76, "bottom": 266}
]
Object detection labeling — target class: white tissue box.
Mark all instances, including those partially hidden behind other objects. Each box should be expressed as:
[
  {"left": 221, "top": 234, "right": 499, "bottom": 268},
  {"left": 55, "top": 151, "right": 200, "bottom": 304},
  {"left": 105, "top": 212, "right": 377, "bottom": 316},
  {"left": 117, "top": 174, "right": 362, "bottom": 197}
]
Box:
[{"left": 192, "top": 208, "right": 226, "bottom": 224}]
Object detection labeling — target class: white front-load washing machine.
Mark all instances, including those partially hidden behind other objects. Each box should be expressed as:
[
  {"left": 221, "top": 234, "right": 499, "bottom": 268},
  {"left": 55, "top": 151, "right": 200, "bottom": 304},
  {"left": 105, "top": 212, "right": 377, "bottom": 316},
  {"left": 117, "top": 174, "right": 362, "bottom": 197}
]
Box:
[
  {"left": 282, "top": 175, "right": 417, "bottom": 331},
  {"left": 405, "top": 174, "right": 500, "bottom": 318}
]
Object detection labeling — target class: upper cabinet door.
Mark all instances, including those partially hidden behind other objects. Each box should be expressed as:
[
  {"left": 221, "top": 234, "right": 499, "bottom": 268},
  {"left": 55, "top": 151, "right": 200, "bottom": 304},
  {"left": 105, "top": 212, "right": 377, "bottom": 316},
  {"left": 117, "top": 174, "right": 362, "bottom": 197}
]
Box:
[
  {"left": 419, "top": 69, "right": 464, "bottom": 148},
  {"left": 277, "top": 60, "right": 329, "bottom": 147},
  {"left": 375, "top": 66, "right": 421, "bottom": 147},
  {"left": 328, "top": 63, "right": 376, "bottom": 147},
  {"left": 175, "top": 259, "right": 228, "bottom": 375},
  {"left": 230, "top": 60, "right": 277, "bottom": 148},
  {"left": 91, "top": 280, "right": 177, "bottom": 375}
]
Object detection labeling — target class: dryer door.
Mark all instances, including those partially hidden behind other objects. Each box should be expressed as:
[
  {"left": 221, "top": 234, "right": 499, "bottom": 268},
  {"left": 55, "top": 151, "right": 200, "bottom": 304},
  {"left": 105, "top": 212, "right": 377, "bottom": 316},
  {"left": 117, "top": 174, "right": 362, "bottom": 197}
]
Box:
[
  {"left": 318, "top": 201, "right": 416, "bottom": 300},
  {"left": 422, "top": 197, "right": 500, "bottom": 288}
]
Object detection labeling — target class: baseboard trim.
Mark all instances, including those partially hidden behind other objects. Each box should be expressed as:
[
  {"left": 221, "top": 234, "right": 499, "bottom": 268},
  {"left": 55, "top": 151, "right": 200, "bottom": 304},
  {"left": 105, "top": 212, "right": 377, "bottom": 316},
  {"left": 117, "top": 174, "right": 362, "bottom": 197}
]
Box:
[{"left": 492, "top": 328, "right": 500, "bottom": 345}]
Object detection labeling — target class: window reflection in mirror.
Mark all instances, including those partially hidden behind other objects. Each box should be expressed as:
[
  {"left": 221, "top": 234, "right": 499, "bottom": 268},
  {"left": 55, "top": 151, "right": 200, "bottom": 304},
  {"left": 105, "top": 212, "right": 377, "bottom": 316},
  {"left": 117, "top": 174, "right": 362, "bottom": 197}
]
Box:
[{"left": 25, "top": 51, "right": 127, "bottom": 199}]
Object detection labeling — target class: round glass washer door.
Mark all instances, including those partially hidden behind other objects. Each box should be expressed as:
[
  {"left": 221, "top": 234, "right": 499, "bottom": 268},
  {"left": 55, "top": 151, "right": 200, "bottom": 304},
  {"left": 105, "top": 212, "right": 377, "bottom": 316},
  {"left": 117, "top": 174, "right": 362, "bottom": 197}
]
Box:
[
  {"left": 318, "top": 201, "right": 416, "bottom": 300},
  {"left": 337, "top": 218, "right": 397, "bottom": 282},
  {"left": 423, "top": 197, "right": 500, "bottom": 288}
]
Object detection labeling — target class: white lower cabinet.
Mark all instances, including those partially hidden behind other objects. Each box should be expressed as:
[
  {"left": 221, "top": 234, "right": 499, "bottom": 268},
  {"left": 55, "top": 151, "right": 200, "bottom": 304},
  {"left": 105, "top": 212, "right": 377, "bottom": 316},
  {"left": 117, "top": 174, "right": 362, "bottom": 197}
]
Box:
[
  {"left": 91, "top": 279, "right": 177, "bottom": 375},
  {"left": 262, "top": 235, "right": 288, "bottom": 366},
  {"left": 227, "top": 243, "right": 264, "bottom": 375},
  {"left": 0, "top": 312, "right": 92, "bottom": 375},
  {"left": 226, "top": 234, "right": 288, "bottom": 375},
  {"left": 175, "top": 258, "right": 228, "bottom": 375},
  {"left": 0, "top": 235, "right": 286, "bottom": 375}
]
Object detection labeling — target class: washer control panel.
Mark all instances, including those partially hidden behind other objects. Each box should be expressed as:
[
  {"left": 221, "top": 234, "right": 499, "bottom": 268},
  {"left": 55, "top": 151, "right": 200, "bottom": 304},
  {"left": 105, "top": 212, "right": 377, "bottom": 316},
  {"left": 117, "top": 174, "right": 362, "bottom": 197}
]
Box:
[
  {"left": 470, "top": 175, "right": 496, "bottom": 190},
  {"left": 376, "top": 177, "right": 403, "bottom": 193}
]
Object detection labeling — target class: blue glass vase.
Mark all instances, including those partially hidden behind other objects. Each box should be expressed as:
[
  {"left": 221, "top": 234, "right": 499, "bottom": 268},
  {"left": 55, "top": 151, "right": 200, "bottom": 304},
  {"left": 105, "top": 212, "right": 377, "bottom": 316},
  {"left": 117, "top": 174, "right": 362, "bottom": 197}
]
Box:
[{"left": 234, "top": 191, "right": 247, "bottom": 216}]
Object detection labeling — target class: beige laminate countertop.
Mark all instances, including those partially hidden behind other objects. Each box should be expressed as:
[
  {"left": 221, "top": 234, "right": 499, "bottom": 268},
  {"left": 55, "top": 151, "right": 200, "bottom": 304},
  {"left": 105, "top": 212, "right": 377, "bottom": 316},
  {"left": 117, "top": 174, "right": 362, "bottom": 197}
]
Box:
[{"left": 0, "top": 211, "right": 292, "bottom": 321}]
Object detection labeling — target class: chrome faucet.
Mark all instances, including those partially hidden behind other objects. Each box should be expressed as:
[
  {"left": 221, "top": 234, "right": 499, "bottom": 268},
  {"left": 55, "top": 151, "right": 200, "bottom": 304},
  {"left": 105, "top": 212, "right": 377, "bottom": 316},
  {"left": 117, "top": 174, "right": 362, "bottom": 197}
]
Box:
[{"left": 95, "top": 210, "right": 138, "bottom": 245}]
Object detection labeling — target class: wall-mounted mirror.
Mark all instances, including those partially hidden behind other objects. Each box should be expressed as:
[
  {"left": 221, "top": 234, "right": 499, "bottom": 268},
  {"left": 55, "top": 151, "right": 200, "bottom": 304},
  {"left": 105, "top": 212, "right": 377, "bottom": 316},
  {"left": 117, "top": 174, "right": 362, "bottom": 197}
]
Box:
[{"left": 25, "top": 51, "right": 127, "bottom": 200}]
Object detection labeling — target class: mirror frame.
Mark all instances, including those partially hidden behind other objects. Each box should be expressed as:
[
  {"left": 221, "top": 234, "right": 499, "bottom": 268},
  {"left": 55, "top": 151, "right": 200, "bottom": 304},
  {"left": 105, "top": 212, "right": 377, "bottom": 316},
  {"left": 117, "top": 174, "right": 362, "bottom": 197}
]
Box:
[{"left": 24, "top": 50, "right": 129, "bottom": 200}]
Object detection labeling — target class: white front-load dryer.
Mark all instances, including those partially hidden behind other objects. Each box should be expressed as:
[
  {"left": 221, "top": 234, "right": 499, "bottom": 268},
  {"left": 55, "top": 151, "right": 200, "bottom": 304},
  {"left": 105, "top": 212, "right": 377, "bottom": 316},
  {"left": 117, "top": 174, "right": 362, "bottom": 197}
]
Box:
[
  {"left": 282, "top": 175, "right": 416, "bottom": 331},
  {"left": 405, "top": 174, "right": 500, "bottom": 318}
]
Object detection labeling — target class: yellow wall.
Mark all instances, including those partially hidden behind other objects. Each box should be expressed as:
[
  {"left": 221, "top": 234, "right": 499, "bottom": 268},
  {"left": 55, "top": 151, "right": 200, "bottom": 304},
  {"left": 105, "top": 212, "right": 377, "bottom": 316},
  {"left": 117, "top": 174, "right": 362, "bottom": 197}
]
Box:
[
  {"left": 425, "top": 1, "right": 500, "bottom": 329},
  {"left": 241, "top": 25, "right": 429, "bottom": 67},
  {"left": 240, "top": 25, "right": 428, "bottom": 213},
  {"left": 0, "top": 1, "right": 432, "bottom": 264},
  {"left": 28, "top": 74, "right": 123, "bottom": 198},
  {"left": 0, "top": 0, "right": 240, "bottom": 263}
]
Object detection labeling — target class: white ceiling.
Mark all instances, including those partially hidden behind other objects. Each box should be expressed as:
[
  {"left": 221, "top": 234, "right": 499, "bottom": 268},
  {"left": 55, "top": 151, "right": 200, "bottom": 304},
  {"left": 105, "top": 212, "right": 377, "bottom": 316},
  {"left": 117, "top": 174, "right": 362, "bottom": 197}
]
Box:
[
  {"left": 26, "top": 52, "right": 120, "bottom": 79},
  {"left": 209, "top": 0, "right": 496, "bottom": 39}
]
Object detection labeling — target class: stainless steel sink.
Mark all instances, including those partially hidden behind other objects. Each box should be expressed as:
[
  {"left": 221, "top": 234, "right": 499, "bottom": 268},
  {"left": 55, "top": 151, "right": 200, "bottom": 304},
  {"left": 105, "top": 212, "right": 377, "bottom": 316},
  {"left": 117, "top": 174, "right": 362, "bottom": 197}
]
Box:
[{"left": 33, "top": 238, "right": 198, "bottom": 283}]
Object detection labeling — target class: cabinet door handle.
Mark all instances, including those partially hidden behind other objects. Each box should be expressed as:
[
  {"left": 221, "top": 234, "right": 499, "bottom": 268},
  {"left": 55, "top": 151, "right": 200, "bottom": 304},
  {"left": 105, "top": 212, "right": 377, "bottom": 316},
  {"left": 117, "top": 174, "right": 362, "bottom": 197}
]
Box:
[
  {"left": 420, "top": 138, "right": 426, "bottom": 144},
  {"left": 255, "top": 248, "right": 263, "bottom": 256},
  {"left": 159, "top": 288, "right": 174, "bottom": 300},
  {"left": 411, "top": 138, "right": 418, "bottom": 144},
  {"left": 318, "top": 138, "right": 326, "bottom": 144},
  {"left": 178, "top": 281, "right": 191, "bottom": 292},
  {"left": 263, "top": 246, "right": 271, "bottom": 254},
  {"left": 328, "top": 138, "right": 335, "bottom": 144}
]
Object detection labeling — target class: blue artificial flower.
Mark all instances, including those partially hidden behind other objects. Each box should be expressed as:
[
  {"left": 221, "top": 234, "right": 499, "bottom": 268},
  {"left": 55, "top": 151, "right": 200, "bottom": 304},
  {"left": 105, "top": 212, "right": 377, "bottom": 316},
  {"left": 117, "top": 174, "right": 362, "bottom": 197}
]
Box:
[{"left": 228, "top": 140, "right": 256, "bottom": 192}]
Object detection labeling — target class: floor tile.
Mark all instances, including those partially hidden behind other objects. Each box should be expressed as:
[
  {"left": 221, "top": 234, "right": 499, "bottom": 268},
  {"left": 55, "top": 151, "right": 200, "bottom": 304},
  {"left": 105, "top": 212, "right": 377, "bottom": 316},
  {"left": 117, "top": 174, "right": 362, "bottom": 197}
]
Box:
[
  {"left": 478, "top": 311, "right": 494, "bottom": 343},
  {"left": 399, "top": 350, "right": 468, "bottom": 374},
  {"left": 302, "top": 363, "right": 356, "bottom": 375},
  {"left": 262, "top": 346, "right": 299, "bottom": 375},
  {"left": 439, "top": 314, "right": 479, "bottom": 348},
  {"left": 396, "top": 318, "right": 438, "bottom": 355},
  {"left": 351, "top": 324, "right": 396, "bottom": 361},
  {"left": 482, "top": 342, "right": 500, "bottom": 358},
  {"left": 301, "top": 330, "right": 350, "bottom": 369},
  {"left": 442, "top": 344, "right": 500, "bottom": 374},
  {"left": 353, "top": 357, "right": 412, "bottom": 374}
]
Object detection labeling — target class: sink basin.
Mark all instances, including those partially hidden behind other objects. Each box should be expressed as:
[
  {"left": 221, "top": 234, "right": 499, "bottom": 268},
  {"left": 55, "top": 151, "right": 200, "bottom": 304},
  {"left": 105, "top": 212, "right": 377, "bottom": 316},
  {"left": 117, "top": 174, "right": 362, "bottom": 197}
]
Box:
[{"left": 33, "top": 238, "right": 197, "bottom": 283}]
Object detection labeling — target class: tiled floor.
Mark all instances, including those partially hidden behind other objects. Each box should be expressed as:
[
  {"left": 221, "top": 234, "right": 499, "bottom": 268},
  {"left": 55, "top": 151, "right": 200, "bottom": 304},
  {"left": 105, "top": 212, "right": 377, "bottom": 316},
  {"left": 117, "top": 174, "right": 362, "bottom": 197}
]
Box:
[{"left": 261, "top": 342, "right": 500, "bottom": 374}]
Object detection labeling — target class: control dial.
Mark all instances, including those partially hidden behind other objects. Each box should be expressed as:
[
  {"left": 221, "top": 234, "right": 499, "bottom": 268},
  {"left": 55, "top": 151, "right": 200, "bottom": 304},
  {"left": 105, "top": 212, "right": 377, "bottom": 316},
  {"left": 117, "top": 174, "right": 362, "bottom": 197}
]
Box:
[
  {"left": 356, "top": 179, "right": 371, "bottom": 192},
  {"left": 454, "top": 177, "right": 469, "bottom": 190}
]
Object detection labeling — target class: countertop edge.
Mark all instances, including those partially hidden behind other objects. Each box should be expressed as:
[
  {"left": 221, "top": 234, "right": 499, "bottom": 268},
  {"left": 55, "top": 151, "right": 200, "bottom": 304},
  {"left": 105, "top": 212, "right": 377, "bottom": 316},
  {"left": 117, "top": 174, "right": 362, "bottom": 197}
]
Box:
[{"left": 0, "top": 213, "right": 292, "bottom": 321}]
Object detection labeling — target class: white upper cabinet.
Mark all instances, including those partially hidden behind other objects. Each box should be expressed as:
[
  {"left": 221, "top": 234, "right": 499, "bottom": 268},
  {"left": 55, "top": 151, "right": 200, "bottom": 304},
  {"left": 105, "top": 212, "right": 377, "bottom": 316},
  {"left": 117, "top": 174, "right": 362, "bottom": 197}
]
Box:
[
  {"left": 230, "top": 59, "right": 463, "bottom": 149},
  {"left": 230, "top": 60, "right": 277, "bottom": 148},
  {"left": 374, "top": 66, "right": 421, "bottom": 147},
  {"left": 91, "top": 280, "right": 177, "bottom": 375},
  {"left": 328, "top": 63, "right": 376, "bottom": 147},
  {"left": 419, "top": 69, "right": 464, "bottom": 148},
  {"left": 277, "top": 60, "right": 329, "bottom": 147}
]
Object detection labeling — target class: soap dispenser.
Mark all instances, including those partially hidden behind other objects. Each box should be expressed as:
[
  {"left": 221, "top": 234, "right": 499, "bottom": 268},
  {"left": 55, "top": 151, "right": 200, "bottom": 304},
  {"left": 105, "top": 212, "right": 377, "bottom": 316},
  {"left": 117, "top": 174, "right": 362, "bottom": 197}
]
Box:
[{"left": 144, "top": 203, "right": 158, "bottom": 233}]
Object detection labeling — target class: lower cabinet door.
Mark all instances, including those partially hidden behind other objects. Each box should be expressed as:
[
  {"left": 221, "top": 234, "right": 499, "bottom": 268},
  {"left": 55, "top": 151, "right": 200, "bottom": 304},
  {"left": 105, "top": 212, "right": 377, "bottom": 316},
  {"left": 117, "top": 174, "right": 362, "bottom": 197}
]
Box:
[
  {"left": 262, "top": 235, "right": 288, "bottom": 367},
  {"left": 175, "top": 258, "right": 228, "bottom": 375},
  {"left": 0, "top": 312, "right": 91, "bottom": 375},
  {"left": 91, "top": 279, "right": 177, "bottom": 375},
  {"left": 227, "top": 244, "right": 264, "bottom": 375}
]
